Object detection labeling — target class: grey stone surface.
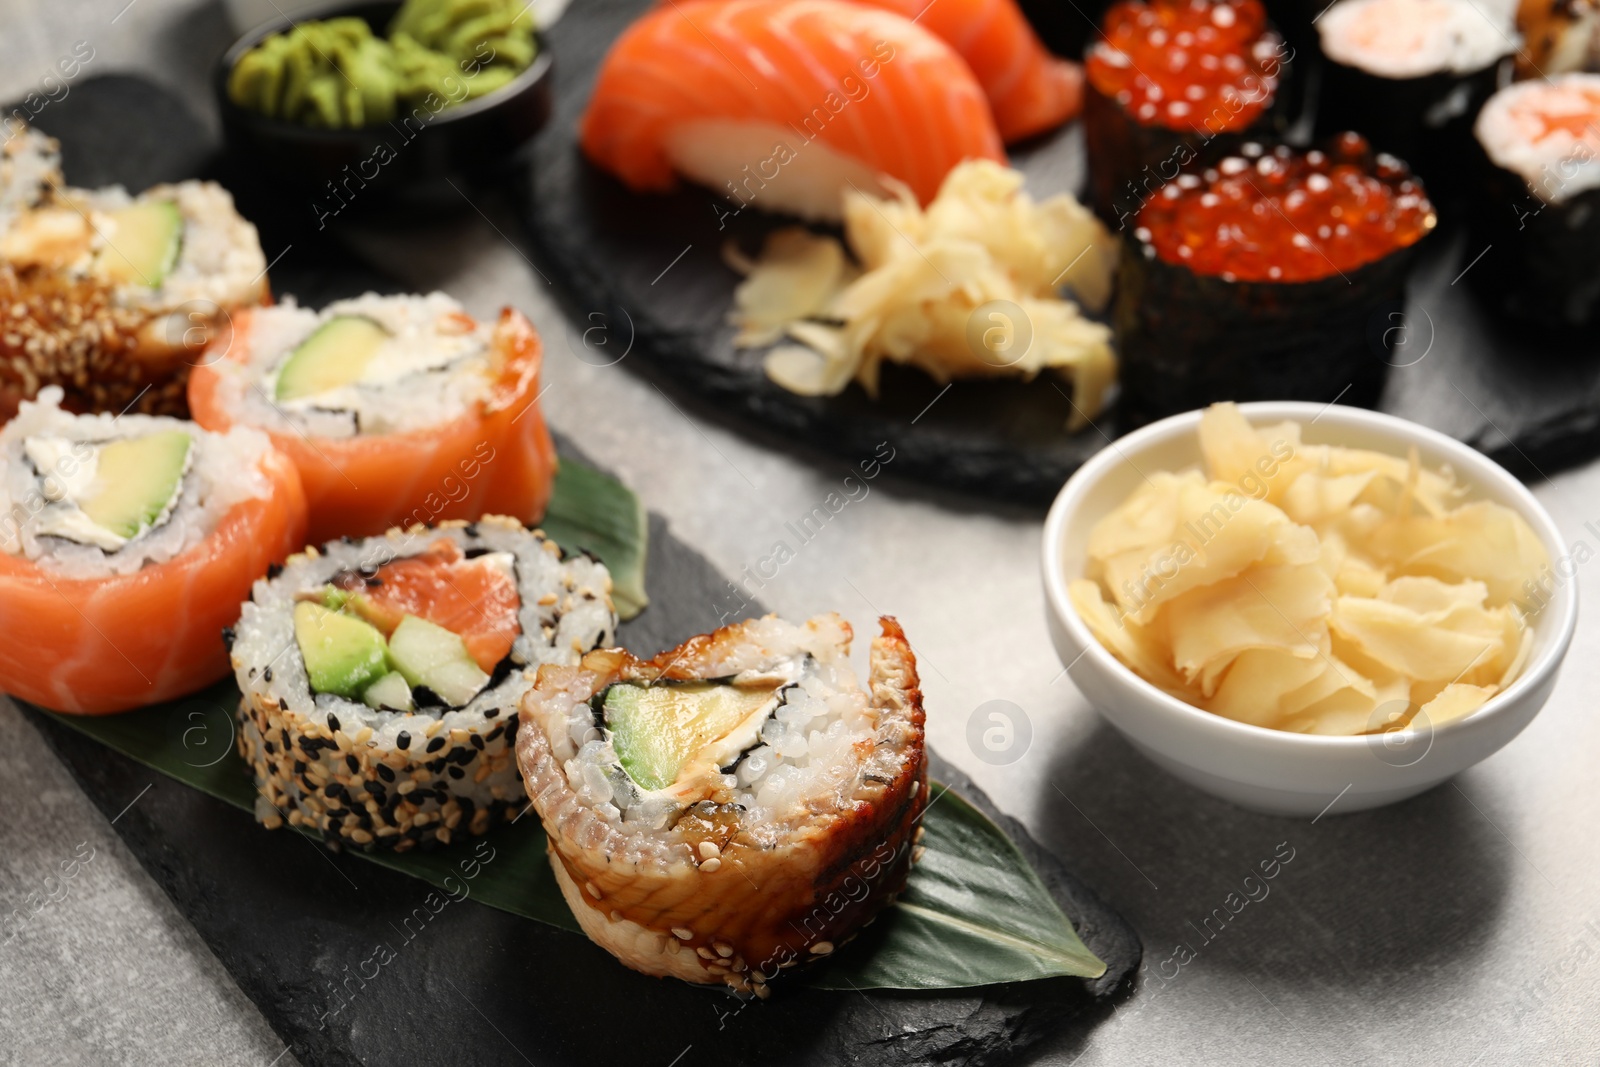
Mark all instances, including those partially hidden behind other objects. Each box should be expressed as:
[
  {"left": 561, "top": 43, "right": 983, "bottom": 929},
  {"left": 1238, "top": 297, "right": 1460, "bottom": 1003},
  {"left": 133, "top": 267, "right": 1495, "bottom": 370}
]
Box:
[{"left": 1, "top": 1, "right": 1599, "bottom": 1064}]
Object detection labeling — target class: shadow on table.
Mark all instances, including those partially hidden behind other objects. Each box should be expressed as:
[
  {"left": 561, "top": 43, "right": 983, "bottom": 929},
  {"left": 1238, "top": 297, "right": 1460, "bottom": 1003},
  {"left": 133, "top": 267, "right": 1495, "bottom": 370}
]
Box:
[{"left": 1031, "top": 721, "right": 1512, "bottom": 1008}]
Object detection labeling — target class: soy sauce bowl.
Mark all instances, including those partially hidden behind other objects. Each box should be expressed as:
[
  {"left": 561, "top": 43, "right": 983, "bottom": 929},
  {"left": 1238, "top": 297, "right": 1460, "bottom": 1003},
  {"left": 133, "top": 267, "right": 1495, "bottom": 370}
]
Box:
[
  {"left": 214, "top": 0, "right": 553, "bottom": 213},
  {"left": 1040, "top": 402, "right": 1578, "bottom": 817}
]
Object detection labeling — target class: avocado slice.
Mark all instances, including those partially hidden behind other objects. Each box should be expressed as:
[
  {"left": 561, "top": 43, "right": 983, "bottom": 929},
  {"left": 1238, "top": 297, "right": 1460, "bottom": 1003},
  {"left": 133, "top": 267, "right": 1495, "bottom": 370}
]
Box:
[
  {"left": 293, "top": 602, "right": 391, "bottom": 699},
  {"left": 80, "top": 430, "right": 192, "bottom": 541},
  {"left": 97, "top": 200, "right": 183, "bottom": 288},
  {"left": 388, "top": 614, "right": 490, "bottom": 707},
  {"left": 604, "top": 682, "right": 779, "bottom": 792},
  {"left": 362, "top": 670, "right": 415, "bottom": 713},
  {"left": 275, "top": 315, "right": 389, "bottom": 402}
]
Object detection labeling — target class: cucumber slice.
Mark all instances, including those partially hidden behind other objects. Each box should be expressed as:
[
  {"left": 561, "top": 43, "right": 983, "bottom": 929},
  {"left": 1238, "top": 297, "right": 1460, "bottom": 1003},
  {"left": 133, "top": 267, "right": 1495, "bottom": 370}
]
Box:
[
  {"left": 293, "top": 602, "right": 390, "bottom": 699},
  {"left": 388, "top": 614, "right": 490, "bottom": 707},
  {"left": 605, "top": 682, "right": 778, "bottom": 792},
  {"left": 97, "top": 200, "right": 183, "bottom": 288},
  {"left": 362, "top": 671, "right": 415, "bottom": 713},
  {"left": 275, "top": 315, "right": 389, "bottom": 402}
]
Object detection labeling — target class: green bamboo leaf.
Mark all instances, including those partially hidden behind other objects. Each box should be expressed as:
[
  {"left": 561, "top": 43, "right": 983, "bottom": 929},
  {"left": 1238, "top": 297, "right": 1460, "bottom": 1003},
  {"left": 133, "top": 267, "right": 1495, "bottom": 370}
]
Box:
[
  {"left": 541, "top": 459, "right": 649, "bottom": 620},
  {"left": 808, "top": 783, "right": 1106, "bottom": 989}
]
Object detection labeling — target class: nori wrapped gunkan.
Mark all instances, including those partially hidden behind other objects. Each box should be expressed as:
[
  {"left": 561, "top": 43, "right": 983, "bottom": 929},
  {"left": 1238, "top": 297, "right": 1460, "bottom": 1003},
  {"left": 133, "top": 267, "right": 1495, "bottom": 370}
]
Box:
[
  {"left": 1084, "top": 0, "right": 1291, "bottom": 228},
  {"left": 1114, "top": 135, "right": 1437, "bottom": 422}
]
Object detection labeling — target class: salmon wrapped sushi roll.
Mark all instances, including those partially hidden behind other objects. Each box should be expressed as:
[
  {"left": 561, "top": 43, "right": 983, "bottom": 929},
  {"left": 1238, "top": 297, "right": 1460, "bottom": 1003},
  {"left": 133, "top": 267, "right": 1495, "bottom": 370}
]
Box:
[
  {"left": 0, "top": 386, "right": 306, "bottom": 714},
  {"left": 516, "top": 614, "right": 928, "bottom": 995},
  {"left": 187, "top": 293, "right": 556, "bottom": 545},
  {"left": 231, "top": 517, "right": 616, "bottom": 850}
]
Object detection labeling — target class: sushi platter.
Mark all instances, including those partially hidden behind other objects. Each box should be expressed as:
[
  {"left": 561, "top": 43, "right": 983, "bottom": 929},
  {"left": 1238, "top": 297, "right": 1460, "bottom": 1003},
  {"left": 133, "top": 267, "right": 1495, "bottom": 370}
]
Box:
[
  {"left": 525, "top": 0, "right": 1600, "bottom": 503},
  {"left": 3, "top": 0, "right": 1599, "bottom": 1060},
  {"left": 3, "top": 67, "right": 1141, "bottom": 1067}
]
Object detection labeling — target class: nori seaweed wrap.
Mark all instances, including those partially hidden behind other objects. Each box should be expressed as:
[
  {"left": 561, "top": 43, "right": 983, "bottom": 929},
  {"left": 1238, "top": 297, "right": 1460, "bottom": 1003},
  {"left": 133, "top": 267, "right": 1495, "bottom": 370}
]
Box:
[
  {"left": 1084, "top": 0, "right": 1291, "bottom": 227},
  {"left": 1467, "top": 74, "right": 1600, "bottom": 330},
  {"left": 1314, "top": 0, "right": 1514, "bottom": 204},
  {"left": 1114, "top": 136, "right": 1436, "bottom": 422}
]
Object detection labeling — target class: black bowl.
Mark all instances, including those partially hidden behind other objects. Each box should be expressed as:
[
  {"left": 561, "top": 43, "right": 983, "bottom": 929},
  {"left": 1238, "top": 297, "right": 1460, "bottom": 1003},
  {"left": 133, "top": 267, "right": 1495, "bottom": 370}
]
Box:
[{"left": 214, "top": 0, "right": 553, "bottom": 215}]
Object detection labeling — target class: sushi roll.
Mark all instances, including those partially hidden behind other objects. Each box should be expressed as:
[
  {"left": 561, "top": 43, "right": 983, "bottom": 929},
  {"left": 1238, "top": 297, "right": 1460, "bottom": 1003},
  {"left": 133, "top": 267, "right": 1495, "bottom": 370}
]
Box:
[
  {"left": 1084, "top": 0, "right": 1290, "bottom": 226},
  {"left": 516, "top": 614, "right": 928, "bottom": 995},
  {"left": 187, "top": 293, "right": 557, "bottom": 544},
  {"left": 0, "top": 179, "right": 268, "bottom": 421},
  {"left": 0, "top": 119, "right": 62, "bottom": 235},
  {"left": 232, "top": 517, "right": 616, "bottom": 851},
  {"left": 1469, "top": 74, "right": 1600, "bottom": 328},
  {"left": 1516, "top": 0, "right": 1600, "bottom": 78},
  {"left": 1114, "top": 135, "right": 1436, "bottom": 420},
  {"left": 1315, "top": 0, "right": 1516, "bottom": 200},
  {"left": 0, "top": 386, "right": 306, "bottom": 714},
  {"left": 581, "top": 0, "right": 1004, "bottom": 221}
]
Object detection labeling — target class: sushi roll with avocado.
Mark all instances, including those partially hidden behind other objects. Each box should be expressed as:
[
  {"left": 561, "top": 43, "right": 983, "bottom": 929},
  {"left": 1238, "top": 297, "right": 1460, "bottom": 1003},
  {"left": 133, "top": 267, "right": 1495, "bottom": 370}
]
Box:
[
  {"left": 0, "top": 387, "right": 306, "bottom": 714},
  {"left": 1084, "top": 0, "right": 1290, "bottom": 226},
  {"left": 0, "top": 177, "right": 268, "bottom": 421},
  {"left": 516, "top": 614, "right": 928, "bottom": 996},
  {"left": 231, "top": 518, "right": 615, "bottom": 850},
  {"left": 0, "top": 119, "right": 62, "bottom": 235},
  {"left": 188, "top": 294, "right": 558, "bottom": 544},
  {"left": 1115, "top": 135, "right": 1436, "bottom": 420},
  {"left": 1469, "top": 74, "right": 1600, "bottom": 328},
  {"left": 1315, "top": 0, "right": 1515, "bottom": 201}
]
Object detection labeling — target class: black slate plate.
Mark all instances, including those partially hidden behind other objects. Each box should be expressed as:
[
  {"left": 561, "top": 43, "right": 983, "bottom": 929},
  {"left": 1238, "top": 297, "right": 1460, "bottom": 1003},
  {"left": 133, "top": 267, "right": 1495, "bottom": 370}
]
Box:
[
  {"left": 22, "top": 505, "right": 1140, "bottom": 1067},
  {"left": 520, "top": 0, "right": 1600, "bottom": 504},
  {"left": 11, "top": 74, "right": 1140, "bottom": 1066}
]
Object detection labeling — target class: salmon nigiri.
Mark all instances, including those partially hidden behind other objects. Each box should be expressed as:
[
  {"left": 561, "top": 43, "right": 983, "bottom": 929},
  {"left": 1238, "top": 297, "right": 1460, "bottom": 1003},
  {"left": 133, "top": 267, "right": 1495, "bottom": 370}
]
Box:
[
  {"left": 581, "top": 0, "right": 1005, "bottom": 220},
  {"left": 669, "top": 0, "right": 1084, "bottom": 142}
]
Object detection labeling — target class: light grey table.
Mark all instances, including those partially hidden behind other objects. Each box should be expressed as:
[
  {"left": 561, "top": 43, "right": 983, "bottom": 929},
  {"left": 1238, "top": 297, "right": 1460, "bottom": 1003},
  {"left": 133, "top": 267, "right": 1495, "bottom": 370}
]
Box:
[{"left": 1, "top": 3, "right": 1598, "bottom": 1064}]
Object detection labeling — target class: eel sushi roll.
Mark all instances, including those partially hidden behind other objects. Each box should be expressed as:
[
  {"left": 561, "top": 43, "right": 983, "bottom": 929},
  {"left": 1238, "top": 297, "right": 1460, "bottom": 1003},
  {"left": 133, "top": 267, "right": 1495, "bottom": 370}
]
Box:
[
  {"left": 1084, "top": 0, "right": 1290, "bottom": 226},
  {"left": 0, "top": 386, "right": 306, "bottom": 714},
  {"left": 516, "top": 614, "right": 928, "bottom": 995},
  {"left": 232, "top": 518, "right": 616, "bottom": 850},
  {"left": 1115, "top": 135, "right": 1436, "bottom": 420},
  {"left": 1315, "top": 0, "right": 1516, "bottom": 201},
  {"left": 1516, "top": 0, "right": 1600, "bottom": 78},
  {"left": 0, "top": 178, "right": 268, "bottom": 421},
  {"left": 0, "top": 119, "right": 61, "bottom": 233},
  {"left": 1469, "top": 74, "right": 1600, "bottom": 328},
  {"left": 187, "top": 293, "right": 557, "bottom": 544}
]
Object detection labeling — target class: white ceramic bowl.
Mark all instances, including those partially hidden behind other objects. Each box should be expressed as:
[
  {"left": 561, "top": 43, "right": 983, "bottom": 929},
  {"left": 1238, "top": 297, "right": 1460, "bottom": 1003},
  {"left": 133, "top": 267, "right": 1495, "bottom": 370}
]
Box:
[{"left": 1041, "top": 402, "right": 1578, "bottom": 817}]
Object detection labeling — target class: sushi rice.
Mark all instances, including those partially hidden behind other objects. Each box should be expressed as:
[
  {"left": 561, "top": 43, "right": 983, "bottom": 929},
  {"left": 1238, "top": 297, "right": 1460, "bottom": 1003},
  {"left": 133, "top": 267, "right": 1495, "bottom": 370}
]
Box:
[
  {"left": 206, "top": 293, "right": 498, "bottom": 438},
  {"left": 0, "top": 386, "right": 278, "bottom": 578},
  {"left": 233, "top": 518, "right": 616, "bottom": 850}
]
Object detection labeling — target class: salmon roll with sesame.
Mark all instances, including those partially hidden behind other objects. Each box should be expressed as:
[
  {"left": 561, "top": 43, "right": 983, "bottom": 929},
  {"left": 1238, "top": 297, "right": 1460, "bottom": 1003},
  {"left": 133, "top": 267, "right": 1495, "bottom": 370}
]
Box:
[
  {"left": 188, "top": 293, "right": 557, "bottom": 545},
  {"left": 0, "top": 177, "right": 268, "bottom": 421},
  {"left": 516, "top": 614, "right": 928, "bottom": 995},
  {"left": 232, "top": 518, "right": 615, "bottom": 851},
  {"left": 0, "top": 386, "right": 306, "bottom": 714}
]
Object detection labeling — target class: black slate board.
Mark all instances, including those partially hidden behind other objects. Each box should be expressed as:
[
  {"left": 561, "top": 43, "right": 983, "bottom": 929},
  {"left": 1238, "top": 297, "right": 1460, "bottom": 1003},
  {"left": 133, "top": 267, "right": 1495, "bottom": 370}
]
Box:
[
  {"left": 23, "top": 505, "right": 1140, "bottom": 1067},
  {"left": 12, "top": 74, "right": 1140, "bottom": 1066},
  {"left": 520, "top": 0, "right": 1600, "bottom": 504}
]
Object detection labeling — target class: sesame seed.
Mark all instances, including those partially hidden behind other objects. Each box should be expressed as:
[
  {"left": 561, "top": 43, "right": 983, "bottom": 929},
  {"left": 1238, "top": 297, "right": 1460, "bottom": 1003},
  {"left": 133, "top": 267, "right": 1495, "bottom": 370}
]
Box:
[
  {"left": 810, "top": 941, "right": 834, "bottom": 955},
  {"left": 672, "top": 927, "right": 692, "bottom": 940},
  {"left": 698, "top": 857, "right": 722, "bottom": 873}
]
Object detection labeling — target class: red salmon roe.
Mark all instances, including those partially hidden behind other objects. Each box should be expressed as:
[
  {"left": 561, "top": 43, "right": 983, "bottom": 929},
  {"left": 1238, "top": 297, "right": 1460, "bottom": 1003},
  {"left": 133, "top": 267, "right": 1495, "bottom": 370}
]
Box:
[
  {"left": 1087, "top": 0, "right": 1284, "bottom": 133},
  {"left": 1135, "top": 134, "right": 1437, "bottom": 282}
]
